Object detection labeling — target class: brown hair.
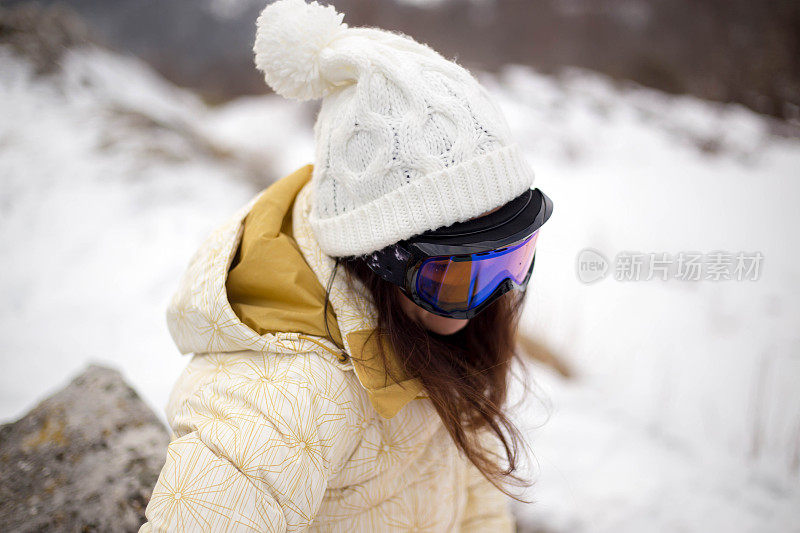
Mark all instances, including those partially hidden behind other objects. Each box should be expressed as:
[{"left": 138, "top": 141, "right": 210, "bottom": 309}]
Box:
[{"left": 327, "top": 254, "right": 537, "bottom": 501}]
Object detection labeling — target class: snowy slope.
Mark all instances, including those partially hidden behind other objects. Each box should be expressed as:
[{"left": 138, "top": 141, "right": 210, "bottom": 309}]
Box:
[
  {"left": 482, "top": 66, "right": 800, "bottom": 531},
  {"left": 0, "top": 44, "right": 314, "bottom": 423},
  {"left": 1, "top": 45, "right": 798, "bottom": 531}
]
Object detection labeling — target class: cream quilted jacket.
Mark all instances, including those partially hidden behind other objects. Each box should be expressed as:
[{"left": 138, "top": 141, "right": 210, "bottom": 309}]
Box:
[{"left": 140, "top": 165, "right": 516, "bottom": 532}]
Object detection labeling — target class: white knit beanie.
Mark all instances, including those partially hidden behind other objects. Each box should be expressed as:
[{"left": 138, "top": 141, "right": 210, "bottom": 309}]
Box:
[{"left": 253, "top": 0, "right": 536, "bottom": 257}]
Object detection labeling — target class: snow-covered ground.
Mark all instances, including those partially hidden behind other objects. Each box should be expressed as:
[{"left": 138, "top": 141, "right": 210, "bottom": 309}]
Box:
[
  {"left": 0, "top": 45, "right": 315, "bottom": 422},
  {"left": 1, "top": 44, "right": 798, "bottom": 531},
  {"left": 482, "top": 66, "right": 800, "bottom": 531}
]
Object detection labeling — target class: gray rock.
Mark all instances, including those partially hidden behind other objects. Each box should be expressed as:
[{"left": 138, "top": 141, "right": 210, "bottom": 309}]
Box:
[{"left": 0, "top": 364, "right": 169, "bottom": 532}]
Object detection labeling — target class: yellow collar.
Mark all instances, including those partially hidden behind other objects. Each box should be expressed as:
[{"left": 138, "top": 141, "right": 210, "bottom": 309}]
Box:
[{"left": 226, "top": 164, "right": 425, "bottom": 418}]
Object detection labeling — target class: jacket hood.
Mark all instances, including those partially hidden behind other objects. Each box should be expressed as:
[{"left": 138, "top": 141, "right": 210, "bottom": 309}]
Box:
[{"left": 166, "top": 164, "right": 424, "bottom": 418}]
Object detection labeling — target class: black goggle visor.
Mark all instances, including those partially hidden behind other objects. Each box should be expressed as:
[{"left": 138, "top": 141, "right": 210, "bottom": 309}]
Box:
[{"left": 362, "top": 187, "right": 553, "bottom": 319}]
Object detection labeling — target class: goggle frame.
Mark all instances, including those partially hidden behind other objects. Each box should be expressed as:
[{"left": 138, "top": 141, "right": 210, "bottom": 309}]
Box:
[{"left": 363, "top": 187, "right": 553, "bottom": 319}]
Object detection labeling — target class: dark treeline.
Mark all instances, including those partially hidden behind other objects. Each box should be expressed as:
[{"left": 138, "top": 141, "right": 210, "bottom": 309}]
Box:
[{"left": 3, "top": 0, "right": 798, "bottom": 121}]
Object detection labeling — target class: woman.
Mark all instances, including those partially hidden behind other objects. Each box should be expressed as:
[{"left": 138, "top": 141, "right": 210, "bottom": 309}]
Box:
[{"left": 141, "top": 0, "right": 553, "bottom": 531}]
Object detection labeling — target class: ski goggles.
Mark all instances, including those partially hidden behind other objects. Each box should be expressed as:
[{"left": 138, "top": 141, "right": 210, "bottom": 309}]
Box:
[{"left": 363, "top": 187, "right": 553, "bottom": 319}]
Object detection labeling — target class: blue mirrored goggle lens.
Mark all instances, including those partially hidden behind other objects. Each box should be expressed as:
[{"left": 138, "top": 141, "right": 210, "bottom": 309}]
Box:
[{"left": 415, "top": 231, "right": 539, "bottom": 313}]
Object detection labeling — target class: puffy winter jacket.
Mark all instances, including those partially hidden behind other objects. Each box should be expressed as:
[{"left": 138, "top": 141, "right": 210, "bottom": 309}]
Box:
[{"left": 140, "top": 164, "right": 516, "bottom": 532}]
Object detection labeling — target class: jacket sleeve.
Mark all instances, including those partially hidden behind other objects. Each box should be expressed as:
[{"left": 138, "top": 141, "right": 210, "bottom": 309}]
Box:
[
  {"left": 139, "top": 354, "right": 358, "bottom": 532},
  {"left": 459, "top": 454, "right": 517, "bottom": 532}
]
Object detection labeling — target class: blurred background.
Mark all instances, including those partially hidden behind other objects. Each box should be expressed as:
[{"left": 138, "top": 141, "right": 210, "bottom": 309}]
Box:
[{"left": 1, "top": 0, "right": 798, "bottom": 530}]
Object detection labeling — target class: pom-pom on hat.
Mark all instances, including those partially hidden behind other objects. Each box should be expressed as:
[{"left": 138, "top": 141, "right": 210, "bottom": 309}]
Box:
[{"left": 253, "top": 0, "right": 536, "bottom": 257}]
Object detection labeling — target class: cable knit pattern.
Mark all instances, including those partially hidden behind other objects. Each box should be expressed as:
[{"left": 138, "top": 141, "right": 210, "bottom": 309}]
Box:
[{"left": 254, "top": 0, "right": 536, "bottom": 257}]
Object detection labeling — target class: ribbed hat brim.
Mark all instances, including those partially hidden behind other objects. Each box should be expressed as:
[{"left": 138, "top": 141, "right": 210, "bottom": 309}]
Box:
[{"left": 308, "top": 143, "right": 536, "bottom": 257}]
